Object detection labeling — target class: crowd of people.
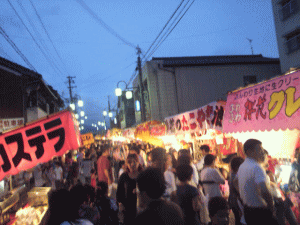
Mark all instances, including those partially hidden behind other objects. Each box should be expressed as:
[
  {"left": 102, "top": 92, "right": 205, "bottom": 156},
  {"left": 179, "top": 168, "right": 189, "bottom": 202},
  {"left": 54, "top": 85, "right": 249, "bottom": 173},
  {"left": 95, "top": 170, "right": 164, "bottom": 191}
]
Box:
[{"left": 27, "top": 139, "right": 299, "bottom": 225}]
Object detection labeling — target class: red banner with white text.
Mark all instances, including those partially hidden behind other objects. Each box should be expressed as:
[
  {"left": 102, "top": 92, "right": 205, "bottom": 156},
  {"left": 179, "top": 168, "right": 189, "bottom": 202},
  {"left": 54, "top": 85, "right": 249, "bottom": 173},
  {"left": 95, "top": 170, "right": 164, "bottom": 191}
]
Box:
[{"left": 0, "top": 110, "right": 80, "bottom": 181}]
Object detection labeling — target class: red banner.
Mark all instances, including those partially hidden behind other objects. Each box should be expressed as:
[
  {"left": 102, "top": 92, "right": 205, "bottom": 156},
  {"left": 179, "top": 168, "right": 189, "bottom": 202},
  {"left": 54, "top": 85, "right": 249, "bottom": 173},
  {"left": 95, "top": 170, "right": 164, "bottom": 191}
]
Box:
[
  {"left": 0, "top": 110, "right": 80, "bottom": 181},
  {"left": 150, "top": 125, "right": 166, "bottom": 137}
]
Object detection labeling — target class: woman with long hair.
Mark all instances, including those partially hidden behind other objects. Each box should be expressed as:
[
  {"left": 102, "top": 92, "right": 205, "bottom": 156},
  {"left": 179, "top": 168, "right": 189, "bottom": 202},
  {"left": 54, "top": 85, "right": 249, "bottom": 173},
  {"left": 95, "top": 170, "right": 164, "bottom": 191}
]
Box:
[{"left": 116, "top": 153, "right": 143, "bottom": 225}]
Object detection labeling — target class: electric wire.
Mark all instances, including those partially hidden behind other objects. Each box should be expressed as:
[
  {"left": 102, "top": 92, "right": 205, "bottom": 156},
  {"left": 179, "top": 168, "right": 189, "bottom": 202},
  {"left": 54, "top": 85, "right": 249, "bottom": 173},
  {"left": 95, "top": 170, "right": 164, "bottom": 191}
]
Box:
[
  {"left": 146, "top": 0, "right": 195, "bottom": 61},
  {"left": 0, "top": 25, "right": 36, "bottom": 71},
  {"left": 7, "top": 0, "right": 65, "bottom": 77},
  {"left": 28, "top": 0, "right": 71, "bottom": 76},
  {"left": 143, "top": 0, "right": 185, "bottom": 60},
  {"left": 76, "top": 0, "right": 136, "bottom": 49},
  {"left": 16, "top": 0, "right": 66, "bottom": 78}
]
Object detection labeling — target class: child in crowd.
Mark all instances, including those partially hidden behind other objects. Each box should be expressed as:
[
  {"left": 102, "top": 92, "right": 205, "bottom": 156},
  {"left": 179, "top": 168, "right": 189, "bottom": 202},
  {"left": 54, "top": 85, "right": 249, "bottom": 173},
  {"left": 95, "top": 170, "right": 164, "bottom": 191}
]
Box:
[
  {"left": 174, "top": 164, "right": 202, "bottom": 225},
  {"left": 219, "top": 168, "right": 230, "bottom": 199}
]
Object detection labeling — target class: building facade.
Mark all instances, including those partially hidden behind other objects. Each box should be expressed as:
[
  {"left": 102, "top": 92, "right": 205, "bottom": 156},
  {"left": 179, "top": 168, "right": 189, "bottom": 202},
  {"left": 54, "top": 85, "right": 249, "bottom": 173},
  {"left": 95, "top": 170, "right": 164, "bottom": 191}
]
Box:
[
  {"left": 133, "top": 54, "right": 281, "bottom": 124},
  {"left": 0, "top": 57, "right": 64, "bottom": 132},
  {"left": 272, "top": 0, "right": 300, "bottom": 73},
  {"left": 117, "top": 91, "right": 136, "bottom": 129}
]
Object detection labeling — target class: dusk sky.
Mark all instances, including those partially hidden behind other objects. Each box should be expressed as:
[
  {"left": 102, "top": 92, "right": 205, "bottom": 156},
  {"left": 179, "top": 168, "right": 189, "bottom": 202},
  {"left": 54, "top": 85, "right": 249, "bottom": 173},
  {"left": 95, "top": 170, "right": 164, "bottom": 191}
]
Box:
[{"left": 0, "top": 0, "right": 279, "bottom": 127}]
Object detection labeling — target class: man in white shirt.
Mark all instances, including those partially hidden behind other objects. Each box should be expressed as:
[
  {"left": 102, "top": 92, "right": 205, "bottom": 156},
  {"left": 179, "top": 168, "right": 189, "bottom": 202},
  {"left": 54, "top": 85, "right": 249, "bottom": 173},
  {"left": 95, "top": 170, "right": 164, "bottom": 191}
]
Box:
[
  {"left": 54, "top": 162, "right": 63, "bottom": 189},
  {"left": 200, "top": 154, "right": 225, "bottom": 199},
  {"left": 235, "top": 139, "right": 277, "bottom": 225},
  {"left": 196, "top": 145, "right": 210, "bottom": 171}
]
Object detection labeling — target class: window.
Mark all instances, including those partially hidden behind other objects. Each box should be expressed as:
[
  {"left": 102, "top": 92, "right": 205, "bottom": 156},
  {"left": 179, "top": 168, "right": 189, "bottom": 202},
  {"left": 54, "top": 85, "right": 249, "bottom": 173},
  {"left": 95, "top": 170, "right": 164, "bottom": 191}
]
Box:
[
  {"left": 286, "top": 29, "right": 300, "bottom": 53},
  {"left": 243, "top": 76, "right": 257, "bottom": 87},
  {"left": 281, "top": 0, "right": 299, "bottom": 20}
]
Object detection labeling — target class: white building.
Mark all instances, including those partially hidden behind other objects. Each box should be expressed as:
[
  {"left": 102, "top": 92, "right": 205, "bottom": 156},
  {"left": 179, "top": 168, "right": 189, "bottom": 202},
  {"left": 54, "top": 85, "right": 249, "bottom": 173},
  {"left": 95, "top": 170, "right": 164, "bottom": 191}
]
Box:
[
  {"left": 272, "top": 0, "right": 300, "bottom": 73},
  {"left": 133, "top": 54, "right": 281, "bottom": 124}
]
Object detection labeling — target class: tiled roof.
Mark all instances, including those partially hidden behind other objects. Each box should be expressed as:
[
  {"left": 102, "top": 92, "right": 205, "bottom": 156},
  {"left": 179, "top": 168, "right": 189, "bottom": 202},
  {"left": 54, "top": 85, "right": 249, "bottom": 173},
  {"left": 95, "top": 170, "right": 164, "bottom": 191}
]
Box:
[{"left": 152, "top": 54, "right": 280, "bottom": 67}]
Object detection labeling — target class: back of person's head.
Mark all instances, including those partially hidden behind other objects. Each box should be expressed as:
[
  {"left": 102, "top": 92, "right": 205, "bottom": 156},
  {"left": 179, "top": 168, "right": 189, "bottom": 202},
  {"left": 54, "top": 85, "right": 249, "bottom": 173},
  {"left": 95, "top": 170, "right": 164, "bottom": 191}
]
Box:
[
  {"left": 176, "top": 165, "right": 193, "bottom": 182},
  {"left": 178, "top": 149, "right": 190, "bottom": 156},
  {"left": 209, "top": 197, "right": 230, "bottom": 225},
  {"left": 230, "top": 157, "right": 244, "bottom": 173},
  {"left": 177, "top": 154, "right": 192, "bottom": 166},
  {"left": 150, "top": 148, "right": 167, "bottom": 170},
  {"left": 204, "top": 154, "right": 216, "bottom": 166},
  {"left": 70, "top": 184, "right": 89, "bottom": 216},
  {"left": 84, "top": 184, "right": 96, "bottom": 203},
  {"left": 137, "top": 168, "right": 166, "bottom": 199},
  {"left": 102, "top": 144, "right": 110, "bottom": 153},
  {"left": 119, "top": 160, "right": 125, "bottom": 168},
  {"left": 243, "top": 139, "right": 262, "bottom": 156},
  {"left": 200, "top": 145, "right": 210, "bottom": 153},
  {"left": 48, "top": 188, "right": 72, "bottom": 224},
  {"left": 85, "top": 150, "right": 91, "bottom": 159}
]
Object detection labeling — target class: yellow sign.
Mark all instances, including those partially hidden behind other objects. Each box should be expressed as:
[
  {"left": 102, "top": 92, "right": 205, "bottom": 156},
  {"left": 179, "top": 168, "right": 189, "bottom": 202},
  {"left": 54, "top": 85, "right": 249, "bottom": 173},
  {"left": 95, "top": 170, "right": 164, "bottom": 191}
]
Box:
[{"left": 81, "top": 133, "right": 95, "bottom": 146}]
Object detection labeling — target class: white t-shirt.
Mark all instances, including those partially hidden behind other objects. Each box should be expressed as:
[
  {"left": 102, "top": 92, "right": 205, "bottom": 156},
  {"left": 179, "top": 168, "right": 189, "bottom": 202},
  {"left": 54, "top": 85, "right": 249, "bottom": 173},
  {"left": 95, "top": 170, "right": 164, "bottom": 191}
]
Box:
[
  {"left": 164, "top": 168, "right": 177, "bottom": 197},
  {"left": 200, "top": 167, "right": 225, "bottom": 199},
  {"left": 196, "top": 157, "right": 205, "bottom": 171},
  {"left": 54, "top": 166, "right": 63, "bottom": 180},
  {"left": 191, "top": 163, "right": 199, "bottom": 187},
  {"left": 237, "top": 158, "right": 268, "bottom": 208}
]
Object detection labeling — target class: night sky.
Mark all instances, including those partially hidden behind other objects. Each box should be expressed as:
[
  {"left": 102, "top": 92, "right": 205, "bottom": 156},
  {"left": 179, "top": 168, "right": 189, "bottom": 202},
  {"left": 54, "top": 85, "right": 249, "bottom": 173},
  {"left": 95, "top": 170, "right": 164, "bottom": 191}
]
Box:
[{"left": 0, "top": 0, "right": 279, "bottom": 129}]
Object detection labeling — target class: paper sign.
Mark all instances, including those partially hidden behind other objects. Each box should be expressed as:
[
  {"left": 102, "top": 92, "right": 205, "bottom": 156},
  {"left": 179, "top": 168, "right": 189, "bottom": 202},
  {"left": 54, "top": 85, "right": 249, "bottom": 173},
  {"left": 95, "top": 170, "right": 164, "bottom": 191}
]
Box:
[
  {"left": 223, "top": 71, "right": 300, "bottom": 133},
  {"left": 81, "top": 133, "right": 94, "bottom": 146},
  {"left": 0, "top": 110, "right": 80, "bottom": 181}
]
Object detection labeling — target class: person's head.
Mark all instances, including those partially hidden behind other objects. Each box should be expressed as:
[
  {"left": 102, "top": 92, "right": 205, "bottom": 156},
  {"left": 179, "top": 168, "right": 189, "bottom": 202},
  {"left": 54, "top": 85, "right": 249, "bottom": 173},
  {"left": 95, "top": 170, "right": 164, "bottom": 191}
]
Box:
[
  {"left": 230, "top": 156, "right": 244, "bottom": 173},
  {"left": 84, "top": 184, "right": 96, "bottom": 203},
  {"left": 204, "top": 154, "right": 216, "bottom": 167},
  {"left": 137, "top": 168, "right": 166, "bottom": 202},
  {"left": 209, "top": 197, "right": 230, "bottom": 225},
  {"left": 177, "top": 153, "right": 192, "bottom": 166},
  {"left": 126, "top": 154, "right": 141, "bottom": 173},
  {"left": 150, "top": 148, "right": 167, "bottom": 171},
  {"left": 243, "top": 139, "right": 265, "bottom": 163},
  {"left": 200, "top": 145, "right": 210, "bottom": 155},
  {"left": 48, "top": 188, "right": 72, "bottom": 224},
  {"left": 119, "top": 160, "right": 125, "bottom": 169},
  {"left": 130, "top": 146, "right": 141, "bottom": 155},
  {"left": 176, "top": 165, "right": 193, "bottom": 182},
  {"left": 70, "top": 184, "right": 89, "bottom": 209},
  {"left": 178, "top": 149, "right": 190, "bottom": 157},
  {"left": 102, "top": 144, "right": 110, "bottom": 155}
]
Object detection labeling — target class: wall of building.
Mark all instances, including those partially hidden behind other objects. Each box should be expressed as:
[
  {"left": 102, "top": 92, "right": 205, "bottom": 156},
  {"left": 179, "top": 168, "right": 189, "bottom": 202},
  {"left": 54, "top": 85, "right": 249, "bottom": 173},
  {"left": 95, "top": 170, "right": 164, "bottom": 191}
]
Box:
[
  {"left": 272, "top": 0, "right": 300, "bottom": 73},
  {"left": 137, "top": 62, "right": 281, "bottom": 122},
  {"left": 0, "top": 68, "right": 24, "bottom": 118}
]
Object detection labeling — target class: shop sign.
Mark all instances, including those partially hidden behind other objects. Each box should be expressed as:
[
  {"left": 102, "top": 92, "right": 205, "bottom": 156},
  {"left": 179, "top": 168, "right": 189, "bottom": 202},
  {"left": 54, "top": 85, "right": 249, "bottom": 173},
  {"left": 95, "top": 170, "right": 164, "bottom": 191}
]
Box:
[
  {"left": 0, "top": 118, "right": 24, "bottom": 132},
  {"left": 224, "top": 71, "right": 300, "bottom": 133},
  {"left": 150, "top": 124, "right": 166, "bottom": 136},
  {"left": 0, "top": 110, "right": 80, "bottom": 181},
  {"left": 164, "top": 102, "right": 225, "bottom": 135},
  {"left": 81, "top": 133, "right": 94, "bottom": 146}
]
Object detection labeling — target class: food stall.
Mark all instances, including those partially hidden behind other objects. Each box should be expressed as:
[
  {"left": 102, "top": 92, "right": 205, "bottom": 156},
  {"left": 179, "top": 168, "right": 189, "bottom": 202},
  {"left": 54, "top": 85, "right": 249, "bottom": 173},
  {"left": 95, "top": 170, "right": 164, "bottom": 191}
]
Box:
[
  {"left": 164, "top": 101, "right": 239, "bottom": 161},
  {"left": 134, "top": 121, "right": 165, "bottom": 147},
  {"left": 223, "top": 70, "right": 300, "bottom": 222},
  {"left": 0, "top": 110, "right": 81, "bottom": 224}
]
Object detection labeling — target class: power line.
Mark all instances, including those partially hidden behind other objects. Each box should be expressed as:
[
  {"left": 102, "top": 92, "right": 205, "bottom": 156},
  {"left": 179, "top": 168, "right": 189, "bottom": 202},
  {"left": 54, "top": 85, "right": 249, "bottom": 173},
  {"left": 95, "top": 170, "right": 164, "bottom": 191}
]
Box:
[
  {"left": 146, "top": 0, "right": 195, "bottom": 61},
  {"left": 16, "top": 0, "right": 65, "bottom": 77},
  {"left": 0, "top": 25, "right": 36, "bottom": 71},
  {"left": 7, "top": 0, "right": 64, "bottom": 77},
  {"left": 143, "top": 0, "right": 185, "bottom": 60},
  {"left": 76, "top": 0, "right": 136, "bottom": 49},
  {"left": 28, "top": 0, "right": 71, "bottom": 75}
]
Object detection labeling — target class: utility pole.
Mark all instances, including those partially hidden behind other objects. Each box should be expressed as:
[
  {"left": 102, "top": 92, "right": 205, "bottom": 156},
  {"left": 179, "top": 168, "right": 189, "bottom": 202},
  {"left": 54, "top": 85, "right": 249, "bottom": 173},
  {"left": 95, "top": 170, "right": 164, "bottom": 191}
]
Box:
[
  {"left": 246, "top": 38, "right": 254, "bottom": 55},
  {"left": 137, "top": 46, "right": 146, "bottom": 122},
  {"left": 67, "top": 76, "right": 76, "bottom": 104}
]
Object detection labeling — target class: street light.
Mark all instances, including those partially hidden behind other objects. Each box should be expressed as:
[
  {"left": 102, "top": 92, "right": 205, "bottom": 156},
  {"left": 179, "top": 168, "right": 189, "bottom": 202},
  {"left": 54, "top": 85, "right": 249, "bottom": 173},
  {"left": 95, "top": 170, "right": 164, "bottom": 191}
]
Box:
[
  {"left": 70, "top": 103, "right": 75, "bottom": 111},
  {"left": 108, "top": 112, "right": 113, "bottom": 118},
  {"left": 114, "top": 118, "right": 117, "bottom": 124},
  {"left": 125, "top": 91, "right": 133, "bottom": 99},
  {"left": 98, "top": 121, "right": 101, "bottom": 125},
  {"left": 103, "top": 111, "right": 107, "bottom": 116},
  {"left": 80, "top": 111, "right": 85, "bottom": 117},
  {"left": 115, "top": 87, "right": 122, "bottom": 97},
  {"left": 75, "top": 114, "right": 79, "bottom": 119},
  {"left": 81, "top": 119, "right": 84, "bottom": 124},
  {"left": 85, "top": 116, "right": 87, "bottom": 119},
  {"left": 78, "top": 100, "right": 84, "bottom": 107}
]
